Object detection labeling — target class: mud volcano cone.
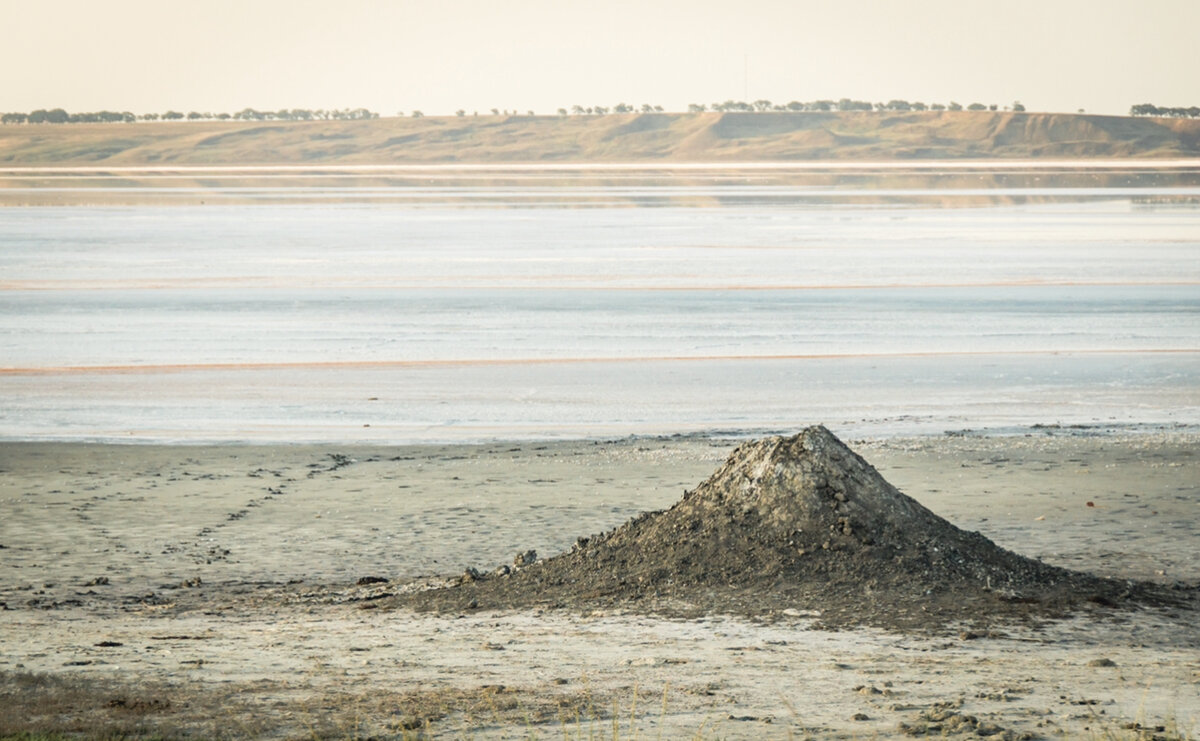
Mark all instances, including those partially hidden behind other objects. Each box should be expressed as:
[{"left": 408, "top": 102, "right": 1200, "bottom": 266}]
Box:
[{"left": 404, "top": 426, "right": 1162, "bottom": 628}]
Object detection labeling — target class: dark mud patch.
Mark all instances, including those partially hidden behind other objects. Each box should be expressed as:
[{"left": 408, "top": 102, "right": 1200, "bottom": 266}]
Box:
[{"left": 393, "top": 426, "right": 1196, "bottom": 631}]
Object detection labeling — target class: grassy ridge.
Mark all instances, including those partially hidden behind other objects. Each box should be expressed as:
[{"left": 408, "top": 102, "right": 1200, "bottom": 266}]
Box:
[{"left": 1, "top": 110, "right": 1198, "bottom": 165}]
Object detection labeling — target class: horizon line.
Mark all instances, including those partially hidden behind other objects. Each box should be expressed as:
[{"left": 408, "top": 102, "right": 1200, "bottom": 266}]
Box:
[
  {"left": 3, "top": 279, "right": 1199, "bottom": 292},
  {"left": 4, "top": 348, "right": 1197, "bottom": 376},
  {"left": 3, "top": 159, "right": 1200, "bottom": 175}
]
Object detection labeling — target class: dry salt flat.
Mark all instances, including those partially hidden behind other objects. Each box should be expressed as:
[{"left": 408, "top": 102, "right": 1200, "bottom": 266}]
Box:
[{"left": 1, "top": 429, "right": 1197, "bottom": 738}]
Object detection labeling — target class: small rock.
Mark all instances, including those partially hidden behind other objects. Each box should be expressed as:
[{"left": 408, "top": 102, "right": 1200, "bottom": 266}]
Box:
[
  {"left": 624, "top": 656, "right": 688, "bottom": 666},
  {"left": 84, "top": 576, "right": 110, "bottom": 587},
  {"left": 852, "top": 713, "right": 870, "bottom": 721},
  {"left": 356, "top": 576, "right": 389, "bottom": 586},
  {"left": 514, "top": 550, "right": 538, "bottom": 567},
  {"left": 1087, "top": 658, "right": 1117, "bottom": 667}
]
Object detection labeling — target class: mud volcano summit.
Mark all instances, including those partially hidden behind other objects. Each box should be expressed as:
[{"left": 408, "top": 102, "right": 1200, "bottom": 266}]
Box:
[{"left": 401, "top": 427, "right": 1187, "bottom": 629}]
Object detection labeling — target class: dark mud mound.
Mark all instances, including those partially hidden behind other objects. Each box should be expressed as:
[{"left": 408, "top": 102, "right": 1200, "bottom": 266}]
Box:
[{"left": 399, "top": 427, "right": 1192, "bottom": 630}]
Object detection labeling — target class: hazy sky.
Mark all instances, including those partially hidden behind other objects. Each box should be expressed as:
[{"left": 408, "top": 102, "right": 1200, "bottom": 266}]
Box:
[{"left": 3, "top": 0, "right": 1196, "bottom": 116}]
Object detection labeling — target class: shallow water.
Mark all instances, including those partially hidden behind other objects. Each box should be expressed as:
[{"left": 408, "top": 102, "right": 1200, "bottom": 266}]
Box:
[{"left": 1, "top": 165, "right": 1198, "bottom": 442}]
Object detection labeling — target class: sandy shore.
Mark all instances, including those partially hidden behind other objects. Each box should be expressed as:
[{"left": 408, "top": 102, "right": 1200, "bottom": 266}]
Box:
[{"left": 1, "top": 429, "right": 1197, "bottom": 738}]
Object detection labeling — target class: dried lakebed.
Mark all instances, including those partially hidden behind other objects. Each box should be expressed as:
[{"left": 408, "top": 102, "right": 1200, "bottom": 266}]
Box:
[{"left": 1, "top": 429, "right": 1197, "bottom": 738}]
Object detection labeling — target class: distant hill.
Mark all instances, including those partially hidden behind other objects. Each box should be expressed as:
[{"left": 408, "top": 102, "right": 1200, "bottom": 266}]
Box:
[{"left": 2, "top": 111, "right": 1198, "bottom": 165}]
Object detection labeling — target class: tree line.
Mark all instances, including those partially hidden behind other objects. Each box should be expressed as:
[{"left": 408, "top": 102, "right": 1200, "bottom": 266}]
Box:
[
  {"left": 542, "top": 99, "right": 1021, "bottom": 115},
  {"left": 0, "top": 107, "right": 379, "bottom": 124},
  {"left": 1129, "top": 103, "right": 1200, "bottom": 119},
  {"left": 3, "top": 99, "right": 1054, "bottom": 125},
  {"left": 683, "top": 99, "right": 1021, "bottom": 113}
]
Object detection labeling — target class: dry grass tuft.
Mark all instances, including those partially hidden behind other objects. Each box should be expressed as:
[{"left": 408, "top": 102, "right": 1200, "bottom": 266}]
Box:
[{"left": 0, "top": 670, "right": 623, "bottom": 739}]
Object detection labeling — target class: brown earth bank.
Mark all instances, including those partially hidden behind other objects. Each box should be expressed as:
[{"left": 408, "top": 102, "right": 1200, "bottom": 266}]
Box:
[{"left": 2, "top": 111, "right": 1199, "bottom": 165}]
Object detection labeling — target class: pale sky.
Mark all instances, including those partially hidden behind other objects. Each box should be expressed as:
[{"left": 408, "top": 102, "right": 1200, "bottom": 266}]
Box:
[{"left": 2, "top": 0, "right": 1196, "bottom": 117}]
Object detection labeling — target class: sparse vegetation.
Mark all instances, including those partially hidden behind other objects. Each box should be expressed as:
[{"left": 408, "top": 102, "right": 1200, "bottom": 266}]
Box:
[
  {"left": 683, "top": 98, "right": 1005, "bottom": 113},
  {"left": 1, "top": 669, "right": 1192, "bottom": 740},
  {"left": 2, "top": 97, "right": 1027, "bottom": 126},
  {"left": 0, "top": 670, "right": 694, "bottom": 740},
  {"left": 0, "top": 107, "right": 379, "bottom": 124},
  {"left": 1131, "top": 103, "right": 1200, "bottom": 118},
  {"left": 9, "top": 100, "right": 1194, "bottom": 125}
]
